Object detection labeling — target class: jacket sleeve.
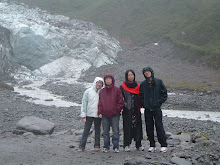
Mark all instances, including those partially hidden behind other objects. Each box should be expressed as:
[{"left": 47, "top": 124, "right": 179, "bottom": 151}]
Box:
[
  {"left": 98, "top": 92, "right": 102, "bottom": 115},
  {"left": 139, "top": 83, "right": 144, "bottom": 107},
  {"left": 120, "top": 85, "right": 125, "bottom": 98},
  {"left": 80, "top": 90, "right": 89, "bottom": 117},
  {"left": 159, "top": 80, "right": 168, "bottom": 103},
  {"left": 116, "top": 88, "right": 124, "bottom": 113}
]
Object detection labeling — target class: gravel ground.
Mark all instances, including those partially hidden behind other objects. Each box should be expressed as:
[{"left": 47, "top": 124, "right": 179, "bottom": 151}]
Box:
[{"left": 0, "top": 87, "right": 219, "bottom": 165}]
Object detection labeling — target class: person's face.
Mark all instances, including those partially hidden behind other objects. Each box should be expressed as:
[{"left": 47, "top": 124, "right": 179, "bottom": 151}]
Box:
[
  {"left": 105, "top": 77, "right": 112, "bottom": 86},
  {"left": 144, "top": 70, "right": 151, "bottom": 78},
  {"left": 96, "top": 81, "right": 103, "bottom": 90},
  {"left": 127, "top": 71, "right": 135, "bottom": 82}
]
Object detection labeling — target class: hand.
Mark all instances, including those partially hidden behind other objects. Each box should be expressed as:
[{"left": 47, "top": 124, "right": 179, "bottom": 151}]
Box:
[
  {"left": 82, "top": 117, "right": 86, "bottom": 122},
  {"left": 99, "top": 114, "right": 102, "bottom": 118}
]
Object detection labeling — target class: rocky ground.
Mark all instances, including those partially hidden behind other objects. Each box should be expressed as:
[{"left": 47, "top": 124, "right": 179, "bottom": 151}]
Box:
[
  {"left": 0, "top": 86, "right": 220, "bottom": 165},
  {"left": 0, "top": 40, "right": 220, "bottom": 165}
]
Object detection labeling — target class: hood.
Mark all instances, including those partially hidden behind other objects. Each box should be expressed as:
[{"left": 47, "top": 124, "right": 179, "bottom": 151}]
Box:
[
  {"left": 142, "top": 66, "right": 154, "bottom": 79},
  {"left": 93, "top": 77, "right": 104, "bottom": 89},
  {"left": 104, "top": 73, "right": 115, "bottom": 86}
]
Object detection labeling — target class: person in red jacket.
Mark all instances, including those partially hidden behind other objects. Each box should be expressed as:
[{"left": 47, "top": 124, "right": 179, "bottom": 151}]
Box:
[{"left": 98, "top": 73, "right": 124, "bottom": 153}]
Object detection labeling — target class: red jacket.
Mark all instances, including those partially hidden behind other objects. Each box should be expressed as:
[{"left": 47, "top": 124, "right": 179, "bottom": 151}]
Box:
[{"left": 98, "top": 73, "right": 124, "bottom": 117}]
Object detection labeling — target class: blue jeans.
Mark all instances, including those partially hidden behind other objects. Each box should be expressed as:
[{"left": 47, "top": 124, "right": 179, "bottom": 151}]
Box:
[
  {"left": 144, "top": 110, "right": 167, "bottom": 147},
  {"left": 79, "top": 116, "right": 101, "bottom": 149},
  {"left": 102, "top": 114, "right": 120, "bottom": 150}
]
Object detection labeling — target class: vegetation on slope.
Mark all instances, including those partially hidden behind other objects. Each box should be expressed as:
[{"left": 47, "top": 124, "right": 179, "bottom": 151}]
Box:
[
  {"left": 167, "top": 3, "right": 220, "bottom": 69},
  {"left": 8, "top": 0, "right": 219, "bottom": 42}
]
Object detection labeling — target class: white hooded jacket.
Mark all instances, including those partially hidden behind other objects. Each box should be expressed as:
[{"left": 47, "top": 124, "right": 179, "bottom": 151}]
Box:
[{"left": 80, "top": 77, "right": 104, "bottom": 118}]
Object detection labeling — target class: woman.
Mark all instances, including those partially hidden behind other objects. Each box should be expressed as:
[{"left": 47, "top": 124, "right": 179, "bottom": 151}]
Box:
[
  {"left": 77, "top": 77, "right": 104, "bottom": 152},
  {"left": 120, "top": 70, "right": 144, "bottom": 152}
]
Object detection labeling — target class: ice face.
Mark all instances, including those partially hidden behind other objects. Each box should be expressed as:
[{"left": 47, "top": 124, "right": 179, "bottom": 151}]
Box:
[{"left": 0, "top": 1, "right": 121, "bottom": 78}]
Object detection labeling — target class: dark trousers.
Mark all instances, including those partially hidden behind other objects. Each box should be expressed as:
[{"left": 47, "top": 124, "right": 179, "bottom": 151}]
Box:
[
  {"left": 79, "top": 116, "right": 101, "bottom": 149},
  {"left": 144, "top": 110, "right": 167, "bottom": 147},
  {"left": 124, "top": 141, "right": 142, "bottom": 149},
  {"left": 123, "top": 113, "right": 143, "bottom": 149}
]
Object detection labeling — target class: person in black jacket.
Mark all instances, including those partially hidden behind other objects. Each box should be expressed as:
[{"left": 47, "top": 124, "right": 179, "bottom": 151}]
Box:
[
  {"left": 120, "top": 70, "right": 144, "bottom": 152},
  {"left": 140, "top": 66, "right": 168, "bottom": 153}
]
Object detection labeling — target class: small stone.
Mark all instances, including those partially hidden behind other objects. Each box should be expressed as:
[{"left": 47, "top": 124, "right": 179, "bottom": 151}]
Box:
[
  {"left": 69, "top": 145, "right": 75, "bottom": 148},
  {"left": 45, "top": 99, "right": 53, "bottom": 101},
  {"left": 13, "top": 129, "right": 27, "bottom": 135},
  {"left": 145, "top": 156, "right": 152, "bottom": 159},
  {"left": 75, "top": 129, "right": 84, "bottom": 135},
  {"left": 23, "top": 132, "right": 35, "bottom": 137}
]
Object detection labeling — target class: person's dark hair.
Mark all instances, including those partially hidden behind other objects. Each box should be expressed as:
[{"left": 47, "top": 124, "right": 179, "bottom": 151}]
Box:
[{"left": 125, "top": 70, "right": 135, "bottom": 81}]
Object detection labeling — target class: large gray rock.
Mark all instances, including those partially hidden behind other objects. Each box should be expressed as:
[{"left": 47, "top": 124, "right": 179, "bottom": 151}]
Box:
[
  {"left": 16, "top": 116, "right": 55, "bottom": 135},
  {"left": 171, "top": 157, "right": 192, "bottom": 165},
  {"left": 170, "top": 132, "right": 193, "bottom": 149},
  {"left": 170, "top": 133, "right": 192, "bottom": 142},
  {"left": 191, "top": 132, "right": 209, "bottom": 143}
]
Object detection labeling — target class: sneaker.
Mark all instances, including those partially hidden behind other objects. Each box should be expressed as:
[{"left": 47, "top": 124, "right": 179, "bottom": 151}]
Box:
[
  {"left": 148, "top": 147, "right": 156, "bottom": 152},
  {"left": 94, "top": 147, "right": 100, "bottom": 152},
  {"left": 113, "top": 148, "right": 120, "bottom": 153},
  {"left": 124, "top": 146, "right": 131, "bottom": 152},
  {"left": 160, "top": 147, "right": 168, "bottom": 153},
  {"left": 137, "top": 146, "right": 144, "bottom": 151},
  {"left": 102, "top": 148, "right": 110, "bottom": 153}
]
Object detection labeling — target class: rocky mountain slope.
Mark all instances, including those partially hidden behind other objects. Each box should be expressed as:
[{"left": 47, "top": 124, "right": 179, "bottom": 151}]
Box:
[{"left": 80, "top": 41, "right": 220, "bottom": 92}]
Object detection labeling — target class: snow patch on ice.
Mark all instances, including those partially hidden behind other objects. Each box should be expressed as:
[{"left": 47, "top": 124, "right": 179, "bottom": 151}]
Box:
[{"left": 33, "top": 56, "right": 91, "bottom": 79}]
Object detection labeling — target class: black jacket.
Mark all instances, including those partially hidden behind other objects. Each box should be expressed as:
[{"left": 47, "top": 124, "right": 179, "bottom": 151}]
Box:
[
  {"left": 140, "top": 67, "right": 167, "bottom": 111},
  {"left": 120, "top": 86, "right": 143, "bottom": 143}
]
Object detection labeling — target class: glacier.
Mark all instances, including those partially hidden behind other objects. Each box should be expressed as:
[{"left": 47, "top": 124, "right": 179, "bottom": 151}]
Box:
[{"left": 0, "top": 1, "right": 121, "bottom": 79}]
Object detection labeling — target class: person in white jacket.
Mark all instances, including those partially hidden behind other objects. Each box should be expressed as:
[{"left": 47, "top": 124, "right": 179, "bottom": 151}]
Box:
[{"left": 78, "top": 77, "right": 104, "bottom": 152}]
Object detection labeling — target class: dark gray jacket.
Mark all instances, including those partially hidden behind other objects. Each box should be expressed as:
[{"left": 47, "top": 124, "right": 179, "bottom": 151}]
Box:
[{"left": 140, "top": 67, "right": 167, "bottom": 111}]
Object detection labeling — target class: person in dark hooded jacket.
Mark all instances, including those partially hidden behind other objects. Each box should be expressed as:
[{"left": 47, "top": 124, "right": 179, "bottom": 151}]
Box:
[
  {"left": 98, "top": 73, "right": 124, "bottom": 153},
  {"left": 120, "top": 70, "right": 144, "bottom": 152},
  {"left": 140, "top": 66, "right": 168, "bottom": 153}
]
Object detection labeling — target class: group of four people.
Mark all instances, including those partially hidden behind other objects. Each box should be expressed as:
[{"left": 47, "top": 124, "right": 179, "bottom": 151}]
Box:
[{"left": 77, "top": 66, "right": 168, "bottom": 153}]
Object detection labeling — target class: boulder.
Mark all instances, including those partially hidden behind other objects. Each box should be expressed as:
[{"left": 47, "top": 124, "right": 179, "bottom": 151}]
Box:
[
  {"left": 191, "top": 132, "right": 209, "bottom": 143},
  {"left": 171, "top": 157, "right": 192, "bottom": 165},
  {"left": 0, "top": 82, "right": 14, "bottom": 91},
  {"left": 16, "top": 116, "right": 55, "bottom": 135},
  {"left": 170, "top": 132, "right": 192, "bottom": 142},
  {"left": 166, "top": 132, "right": 174, "bottom": 138}
]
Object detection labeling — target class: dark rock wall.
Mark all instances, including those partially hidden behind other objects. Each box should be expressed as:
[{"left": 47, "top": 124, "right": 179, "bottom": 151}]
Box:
[{"left": 0, "top": 26, "right": 15, "bottom": 81}]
